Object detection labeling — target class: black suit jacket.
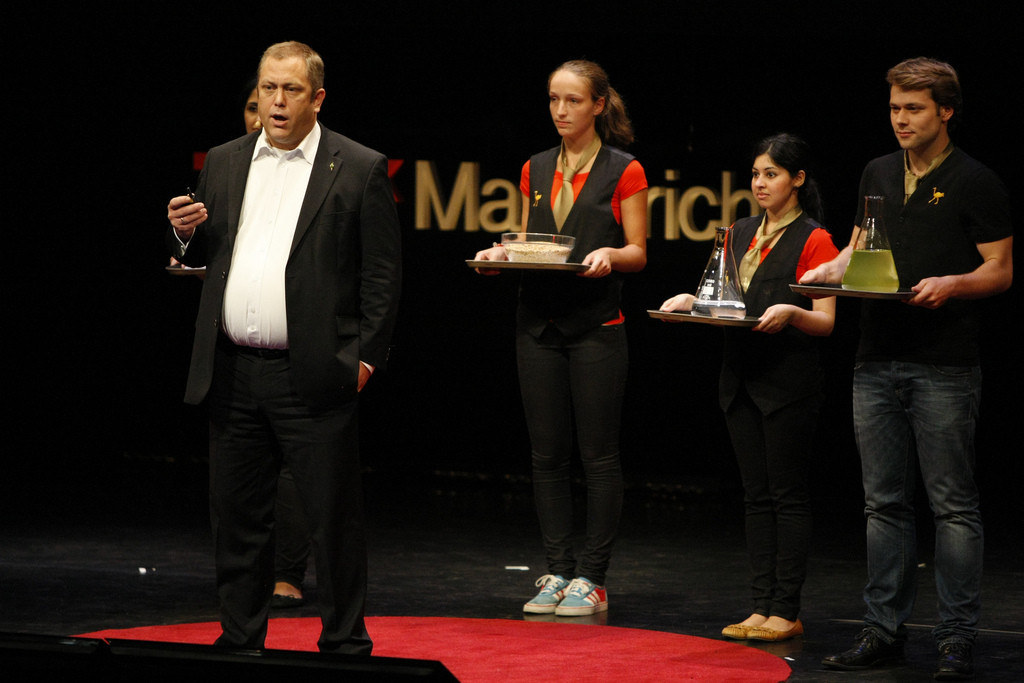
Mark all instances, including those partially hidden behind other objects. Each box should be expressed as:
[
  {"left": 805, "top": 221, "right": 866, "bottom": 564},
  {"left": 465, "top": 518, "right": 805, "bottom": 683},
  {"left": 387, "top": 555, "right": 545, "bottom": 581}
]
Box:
[{"left": 169, "top": 123, "right": 401, "bottom": 409}]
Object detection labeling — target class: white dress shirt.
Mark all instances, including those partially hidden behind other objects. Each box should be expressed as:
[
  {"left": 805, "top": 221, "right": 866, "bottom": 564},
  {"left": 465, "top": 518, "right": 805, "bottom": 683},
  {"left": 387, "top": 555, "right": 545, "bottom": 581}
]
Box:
[{"left": 221, "top": 125, "right": 322, "bottom": 349}]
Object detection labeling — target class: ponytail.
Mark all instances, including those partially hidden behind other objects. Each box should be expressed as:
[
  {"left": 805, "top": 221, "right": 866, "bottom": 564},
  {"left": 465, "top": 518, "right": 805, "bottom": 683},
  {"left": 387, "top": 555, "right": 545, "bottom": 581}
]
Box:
[{"left": 598, "top": 86, "right": 634, "bottom": 149}]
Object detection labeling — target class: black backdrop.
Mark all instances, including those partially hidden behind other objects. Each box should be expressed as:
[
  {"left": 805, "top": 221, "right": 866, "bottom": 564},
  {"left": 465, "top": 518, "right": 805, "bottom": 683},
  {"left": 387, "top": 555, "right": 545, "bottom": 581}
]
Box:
[{"left": 6, "top": 4, "right": 1019, "bottom": 520}]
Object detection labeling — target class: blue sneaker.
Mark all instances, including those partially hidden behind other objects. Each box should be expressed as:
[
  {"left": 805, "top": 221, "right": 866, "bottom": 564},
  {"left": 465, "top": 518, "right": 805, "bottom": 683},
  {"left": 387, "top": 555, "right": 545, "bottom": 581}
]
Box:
[
  {"left": 523, "top": 574, "right": 570, "bottom": 614},
  {"left": 554, "top": 577, "right": 608, "bottom": 616}
]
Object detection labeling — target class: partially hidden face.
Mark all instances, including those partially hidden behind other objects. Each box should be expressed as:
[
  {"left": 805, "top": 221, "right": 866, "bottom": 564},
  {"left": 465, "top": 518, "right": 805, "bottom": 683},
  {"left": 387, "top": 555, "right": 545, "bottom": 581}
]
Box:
[{"left": 244, "top": 88, "right": 261, "bottom": 133}]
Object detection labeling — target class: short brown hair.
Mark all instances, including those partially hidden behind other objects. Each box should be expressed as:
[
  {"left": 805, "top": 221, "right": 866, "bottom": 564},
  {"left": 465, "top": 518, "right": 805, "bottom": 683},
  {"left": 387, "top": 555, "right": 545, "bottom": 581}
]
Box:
[
  {"left": 886, "top": 57, "right": 962, "bottom": 129},
  {"left": 259, "top": 41, "right": 325, "bottom": 97}
]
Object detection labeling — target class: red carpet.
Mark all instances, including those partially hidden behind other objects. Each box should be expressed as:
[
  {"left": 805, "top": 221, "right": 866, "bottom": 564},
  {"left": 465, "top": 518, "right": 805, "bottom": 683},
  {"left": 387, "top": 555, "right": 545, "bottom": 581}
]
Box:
[{"left": 81, "top": 616, "right": 791, "bottom": 681}]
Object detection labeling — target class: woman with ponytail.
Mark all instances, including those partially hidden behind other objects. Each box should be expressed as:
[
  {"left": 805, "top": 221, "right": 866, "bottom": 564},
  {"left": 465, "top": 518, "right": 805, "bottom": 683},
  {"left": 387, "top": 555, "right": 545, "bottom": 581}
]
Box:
[
  {"left": 661, "top": 133, "right": 838, "bottom": 641},
  {"left": 474, "top": 60, "right": 647, "bottom": 617}
]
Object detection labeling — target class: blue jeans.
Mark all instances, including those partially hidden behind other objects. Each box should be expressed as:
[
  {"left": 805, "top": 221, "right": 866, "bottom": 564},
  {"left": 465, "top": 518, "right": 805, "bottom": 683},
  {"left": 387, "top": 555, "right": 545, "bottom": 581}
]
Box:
[
  {"left": 516, "top": 322, "right": 627, "bottom": 587},
  {"left": 853, "top": 361, "right": 983, "bottom": 646}
]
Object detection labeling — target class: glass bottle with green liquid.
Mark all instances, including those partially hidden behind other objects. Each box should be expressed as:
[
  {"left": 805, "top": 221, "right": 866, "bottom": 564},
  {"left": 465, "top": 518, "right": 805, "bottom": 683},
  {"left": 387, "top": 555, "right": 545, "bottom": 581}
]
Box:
[{"left": 842, "top": 195, "right": 899, "bottom": 292}]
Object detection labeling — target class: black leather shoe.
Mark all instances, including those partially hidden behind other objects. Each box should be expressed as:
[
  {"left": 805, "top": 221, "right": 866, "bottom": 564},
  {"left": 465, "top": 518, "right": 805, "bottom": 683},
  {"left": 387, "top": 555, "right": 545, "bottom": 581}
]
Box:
[
  {"left": 822, "top": 630, "right": 905, "bottom": 670},
  {"left": 935, "top": 641, "right": 974, "bottom": 680}
]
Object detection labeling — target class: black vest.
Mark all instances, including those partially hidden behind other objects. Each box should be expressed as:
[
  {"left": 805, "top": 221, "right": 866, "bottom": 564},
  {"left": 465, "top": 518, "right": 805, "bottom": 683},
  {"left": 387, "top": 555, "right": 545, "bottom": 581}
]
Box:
[
  {"left": 719, "top": 215, "right": 824, "bottom": 414},
  {"left": 517, "top": 145, "right": 635, "bottom": 337}
]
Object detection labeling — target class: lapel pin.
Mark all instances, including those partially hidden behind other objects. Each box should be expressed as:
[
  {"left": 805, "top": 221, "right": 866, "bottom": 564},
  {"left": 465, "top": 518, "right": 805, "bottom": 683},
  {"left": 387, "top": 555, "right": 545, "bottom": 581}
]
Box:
[
  {"left": 929, "top": 187, "right": 944, "bottom": 205},
  {"left": 329, "top": 161, "right": 335, "bottom": 171},
  {"left": 533, "top": 191, "right": 542, "bottom": 207}
]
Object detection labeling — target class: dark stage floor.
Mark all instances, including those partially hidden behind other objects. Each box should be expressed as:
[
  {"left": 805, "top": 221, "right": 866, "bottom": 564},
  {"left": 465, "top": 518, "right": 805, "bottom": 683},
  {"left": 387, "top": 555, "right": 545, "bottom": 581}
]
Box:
[{"left": 2, "top": 459, "right": 1022, "bottom": 681}]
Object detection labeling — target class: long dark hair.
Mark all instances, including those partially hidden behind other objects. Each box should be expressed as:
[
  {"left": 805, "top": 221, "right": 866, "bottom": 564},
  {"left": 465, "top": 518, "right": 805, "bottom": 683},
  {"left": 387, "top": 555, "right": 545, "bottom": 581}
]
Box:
[
  {"left": 549, "top": 59, "right": 635, "bottom": 149},
  {"left": 753, "top": 133, "right": 824, "bottom": 223}
]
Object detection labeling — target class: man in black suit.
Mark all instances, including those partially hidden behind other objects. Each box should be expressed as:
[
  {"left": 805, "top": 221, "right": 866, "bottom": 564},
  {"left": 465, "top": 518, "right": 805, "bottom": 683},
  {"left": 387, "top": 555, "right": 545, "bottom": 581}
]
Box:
[{"left": 166, "top": 41, "right": 401, "bottom": 655}]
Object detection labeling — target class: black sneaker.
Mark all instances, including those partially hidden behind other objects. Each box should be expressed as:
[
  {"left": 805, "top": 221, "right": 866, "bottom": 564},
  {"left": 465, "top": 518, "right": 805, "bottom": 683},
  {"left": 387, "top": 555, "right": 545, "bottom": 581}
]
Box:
[{"left": 935, "top": 640, "right": 974, "bottom": 680}]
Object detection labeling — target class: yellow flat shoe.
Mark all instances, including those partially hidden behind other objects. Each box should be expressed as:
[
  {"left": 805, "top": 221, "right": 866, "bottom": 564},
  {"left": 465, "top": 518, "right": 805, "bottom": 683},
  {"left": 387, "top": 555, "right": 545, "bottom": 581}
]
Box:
[
  {"left": 721, "top": 623, "right": 752, "bottom": 639},
  {"left": 747, "top": 619, "right": 804, "bottom": 642}
]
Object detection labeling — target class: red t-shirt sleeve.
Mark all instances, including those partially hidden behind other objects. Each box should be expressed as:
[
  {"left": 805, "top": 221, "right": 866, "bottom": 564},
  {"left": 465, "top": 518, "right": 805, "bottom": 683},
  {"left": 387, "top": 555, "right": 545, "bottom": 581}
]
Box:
[
  {"left": 741, "top": 225, "right": 840, "bottom": 282},
  {"left": 616, "top": 160, "right": 647, "bottom": 200},
  {"left": 796, "top": 228, "right": 840, "bottom": 281}
]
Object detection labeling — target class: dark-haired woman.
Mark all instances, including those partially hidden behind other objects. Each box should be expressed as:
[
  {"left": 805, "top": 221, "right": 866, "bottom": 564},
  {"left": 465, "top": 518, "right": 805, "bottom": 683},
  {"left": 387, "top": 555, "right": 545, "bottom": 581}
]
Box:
[
  {"left": 241, "top": 78, "right": 261, "bottom": 133},
  {"left": 475, "top": 60, "right": 647, "bottom": 616},
  {"left": 661, "top": 133, "right": 838, "bottom": 640}
]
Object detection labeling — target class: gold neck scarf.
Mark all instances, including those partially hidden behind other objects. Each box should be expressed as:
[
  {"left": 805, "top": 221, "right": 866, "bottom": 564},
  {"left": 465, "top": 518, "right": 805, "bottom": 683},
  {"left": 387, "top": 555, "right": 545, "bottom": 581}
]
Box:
[
  {"left": 904, "top": 143, "right": 953, "bottom": 203},
  {"left": 552, "top": 136, "right": 601, "bottom": 230},
  {"left": 738, "top": 206, "right": 802, "bottom": 291}
]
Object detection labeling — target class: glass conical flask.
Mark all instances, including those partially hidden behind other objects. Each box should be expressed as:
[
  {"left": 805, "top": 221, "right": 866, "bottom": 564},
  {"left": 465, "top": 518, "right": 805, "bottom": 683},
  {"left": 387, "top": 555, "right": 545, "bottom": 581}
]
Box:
[
  {"left": 693, "top": 226, "right": 746, "bottom": 319},
  {"left": 842, "top": 195, "right": 899, "bottom": 292}
]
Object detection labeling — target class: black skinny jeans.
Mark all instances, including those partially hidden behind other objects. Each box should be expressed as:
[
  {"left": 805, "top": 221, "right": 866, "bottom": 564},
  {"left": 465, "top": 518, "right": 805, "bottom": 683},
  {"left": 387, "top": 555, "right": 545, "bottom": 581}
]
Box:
[
  {"left": 724, "top": 387, "right": 820, "bottom": 621},
  {"left": 516, "top": 322, "right": 627, "bottom": 587}
]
